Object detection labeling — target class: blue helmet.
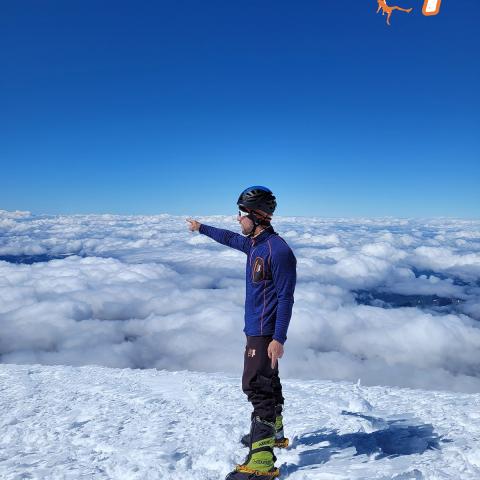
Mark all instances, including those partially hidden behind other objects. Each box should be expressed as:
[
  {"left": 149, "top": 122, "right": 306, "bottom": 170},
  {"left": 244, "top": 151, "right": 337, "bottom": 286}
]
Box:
[{"left": 237, "top": 186, "right": 277, "bottom": 215}]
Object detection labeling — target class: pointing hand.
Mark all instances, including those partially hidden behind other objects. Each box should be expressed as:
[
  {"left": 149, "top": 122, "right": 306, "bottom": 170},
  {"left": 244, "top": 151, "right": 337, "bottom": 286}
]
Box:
[{"left": 186, "top": 218, "right": 201, "bottom": 232}]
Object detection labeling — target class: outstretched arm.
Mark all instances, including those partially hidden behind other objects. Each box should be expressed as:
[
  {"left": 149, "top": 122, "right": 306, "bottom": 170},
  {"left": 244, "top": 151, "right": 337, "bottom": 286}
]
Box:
[{"left": 186, "top": 218, "right": 250, "bottom": 254}]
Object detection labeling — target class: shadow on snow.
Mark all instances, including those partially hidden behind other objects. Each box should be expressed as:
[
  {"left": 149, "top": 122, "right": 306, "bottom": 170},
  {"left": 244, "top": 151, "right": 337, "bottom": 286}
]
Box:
[{"left": 281, "top": 412, "right": 442, "bottom": 476}]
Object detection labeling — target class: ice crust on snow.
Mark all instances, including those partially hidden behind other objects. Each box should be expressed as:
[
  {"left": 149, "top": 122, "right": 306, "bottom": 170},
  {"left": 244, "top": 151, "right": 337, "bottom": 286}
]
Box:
[
  {"left": 0, "top": 212, "right": 480, "bottom": 392},
  {"left": 0, "top": 364, "right": 479, "bottom": 479}
]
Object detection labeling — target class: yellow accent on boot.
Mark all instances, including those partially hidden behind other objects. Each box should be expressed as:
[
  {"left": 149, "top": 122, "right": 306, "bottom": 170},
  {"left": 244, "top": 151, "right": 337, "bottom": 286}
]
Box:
[
  {"left": 275, "top": 415, "right": 283, "bottom": 431},
  {"left": 274, "top": 415, "right": 289, "bottom": 448},
  {"left": 252, "top": 437, "right": 275, "bottom": 451},
  {"left": 238, "top": 449, "right": 275, "bottom": 473}
]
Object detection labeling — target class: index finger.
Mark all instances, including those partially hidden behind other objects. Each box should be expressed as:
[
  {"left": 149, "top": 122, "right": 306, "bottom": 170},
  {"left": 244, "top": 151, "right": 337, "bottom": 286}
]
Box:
[{"left": 271, "top": 355, "right": 277, "bottom": 369}]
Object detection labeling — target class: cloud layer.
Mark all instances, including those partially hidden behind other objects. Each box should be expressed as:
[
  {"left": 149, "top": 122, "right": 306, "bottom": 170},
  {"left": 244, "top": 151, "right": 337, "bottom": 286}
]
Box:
[{"left": 1, "top": 210, "right": 480, "bottom": 392}]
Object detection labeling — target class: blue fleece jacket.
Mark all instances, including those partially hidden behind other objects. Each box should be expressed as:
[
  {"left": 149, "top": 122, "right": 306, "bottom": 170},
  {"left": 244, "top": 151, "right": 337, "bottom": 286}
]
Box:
[{"left": 199, "top": 224, "right": 296, "bottom": 344}]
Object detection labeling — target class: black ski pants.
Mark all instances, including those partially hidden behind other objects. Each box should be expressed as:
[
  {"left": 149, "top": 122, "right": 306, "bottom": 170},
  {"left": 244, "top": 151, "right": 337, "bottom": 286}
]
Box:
[{"left": 242, "top": 335, "right": 284, "bottom": 424}]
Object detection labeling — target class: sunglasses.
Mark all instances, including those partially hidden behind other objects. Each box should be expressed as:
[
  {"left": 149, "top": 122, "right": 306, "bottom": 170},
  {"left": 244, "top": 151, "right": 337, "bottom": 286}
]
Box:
[{"left": 237, "top": 210, "right": 271, "bottom": 221}]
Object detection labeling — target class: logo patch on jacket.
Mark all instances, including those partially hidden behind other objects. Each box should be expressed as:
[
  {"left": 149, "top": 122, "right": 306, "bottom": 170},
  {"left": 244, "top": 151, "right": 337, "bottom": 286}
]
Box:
[{"left": 252, "top": 257, "right": 265, "bottom": 282}]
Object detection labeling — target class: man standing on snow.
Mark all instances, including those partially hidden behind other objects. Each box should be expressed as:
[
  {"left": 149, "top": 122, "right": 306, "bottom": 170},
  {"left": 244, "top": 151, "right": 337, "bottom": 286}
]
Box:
[{"left": 187, "top": 186, "right": 296, "bottom": 480}]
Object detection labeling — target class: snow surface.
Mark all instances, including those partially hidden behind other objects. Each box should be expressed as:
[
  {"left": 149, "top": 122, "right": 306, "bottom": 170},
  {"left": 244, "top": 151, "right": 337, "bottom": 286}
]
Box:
[{"left": 1, "top": 363, "right": 480, "bottom": 480}]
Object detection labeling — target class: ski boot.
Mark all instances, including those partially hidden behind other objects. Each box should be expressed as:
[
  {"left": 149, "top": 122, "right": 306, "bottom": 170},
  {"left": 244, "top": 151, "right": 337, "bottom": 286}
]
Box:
[
  {"left": 241, "top": 407, "right": 289, "bottom": 449},
  {"left": 226, "top": 417, "right": 280, "bottom": 479},
  {"left": 273, "top": 412, "right": 289, "bottom": 448}
]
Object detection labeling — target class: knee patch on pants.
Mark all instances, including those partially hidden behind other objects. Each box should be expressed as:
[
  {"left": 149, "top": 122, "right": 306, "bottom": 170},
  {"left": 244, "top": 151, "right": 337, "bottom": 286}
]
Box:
[{"left": 251, "top": 373, "right": 274, "bottom": 394}]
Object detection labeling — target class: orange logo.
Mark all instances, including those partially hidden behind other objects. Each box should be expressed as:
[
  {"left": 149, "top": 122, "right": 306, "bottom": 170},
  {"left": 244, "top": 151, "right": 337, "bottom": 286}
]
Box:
[
  {"left": 376, "top": 0, "right": 442, "bottom": 25},
  {"left": 422, "top": 0, "right": 441, "bottom": 16},
  {"left": 377, "top": 0, "right": 413, "bottom": 25}
]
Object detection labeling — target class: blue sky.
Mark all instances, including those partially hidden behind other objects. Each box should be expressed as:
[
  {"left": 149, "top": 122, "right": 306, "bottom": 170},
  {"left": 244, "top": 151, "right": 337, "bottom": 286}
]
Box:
[{"left": 1, "top": 0, "right": 478, "bottom": 217}]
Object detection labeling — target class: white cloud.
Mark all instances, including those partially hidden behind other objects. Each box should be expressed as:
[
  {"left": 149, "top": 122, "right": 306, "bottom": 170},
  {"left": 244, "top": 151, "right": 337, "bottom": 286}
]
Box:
[{"left": 1, "top": 211, "right": 480, "bottom": 393}]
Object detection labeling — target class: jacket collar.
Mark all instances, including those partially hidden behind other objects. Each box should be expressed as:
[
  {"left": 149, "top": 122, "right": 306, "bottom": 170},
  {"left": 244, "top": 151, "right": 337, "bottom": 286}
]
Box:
[{"left": 251, "top": 225, "right": 275, "bottom": 245}]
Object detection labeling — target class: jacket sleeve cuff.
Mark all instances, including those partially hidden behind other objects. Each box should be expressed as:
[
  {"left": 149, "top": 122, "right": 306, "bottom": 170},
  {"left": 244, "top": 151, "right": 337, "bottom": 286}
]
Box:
[{"left": 273, "top": 335, "right": 286, "bottom": 345}]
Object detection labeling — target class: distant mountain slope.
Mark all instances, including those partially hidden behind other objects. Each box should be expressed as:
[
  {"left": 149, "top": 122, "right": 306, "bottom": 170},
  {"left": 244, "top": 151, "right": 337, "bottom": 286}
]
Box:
[{"left": 1, "top": 364, "right": 479, "bottom": 479}]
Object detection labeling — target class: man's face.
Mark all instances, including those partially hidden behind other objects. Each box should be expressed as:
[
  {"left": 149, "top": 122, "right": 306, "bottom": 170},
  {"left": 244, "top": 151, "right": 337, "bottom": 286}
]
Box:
[
  {"left": 237, "top": 208, "right": 270, "bottom": 235},
  {"left": 237, "top": 212, "right": 254, "bottom": 235}
]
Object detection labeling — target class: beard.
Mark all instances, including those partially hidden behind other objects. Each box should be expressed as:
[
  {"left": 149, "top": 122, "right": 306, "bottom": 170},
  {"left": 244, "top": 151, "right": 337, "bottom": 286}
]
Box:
[{"left": 240, "top": 222, "right": 254, "bottom": 236}]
